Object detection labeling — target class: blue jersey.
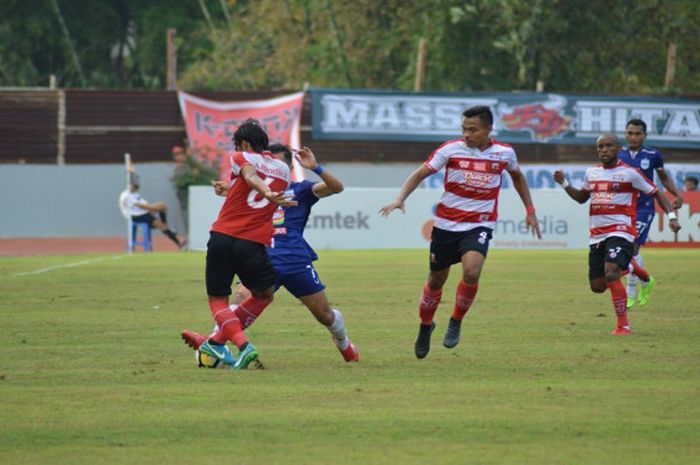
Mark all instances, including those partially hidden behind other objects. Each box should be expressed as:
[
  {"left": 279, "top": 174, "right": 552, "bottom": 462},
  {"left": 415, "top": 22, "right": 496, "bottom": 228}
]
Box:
[
  {"left": 268, "top": 181, "right": 320, "bottom": 270},
  {"left": 618, "top": 146, "right": 663, "bottom": 210}
]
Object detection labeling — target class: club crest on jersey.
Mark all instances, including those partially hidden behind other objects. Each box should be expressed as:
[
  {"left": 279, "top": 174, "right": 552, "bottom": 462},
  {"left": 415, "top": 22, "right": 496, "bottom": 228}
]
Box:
[
  {"left": 272, "top": 208, "right": 285, "bottom": 226},
  {"left": 612, "top": 183, "right": 620, "bottom": 191},
  {"left": 641, "top": 158, "right": 650, "bottom": 169}
]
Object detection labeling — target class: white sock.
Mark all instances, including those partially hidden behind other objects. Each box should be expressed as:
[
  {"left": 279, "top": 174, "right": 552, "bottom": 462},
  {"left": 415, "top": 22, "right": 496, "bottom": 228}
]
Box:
[
  {"left": 328, "top": 309, "right": 349, "bottom": 350},
  {"left": 627, "top": 270, "right": 638, "bottom": 298}
]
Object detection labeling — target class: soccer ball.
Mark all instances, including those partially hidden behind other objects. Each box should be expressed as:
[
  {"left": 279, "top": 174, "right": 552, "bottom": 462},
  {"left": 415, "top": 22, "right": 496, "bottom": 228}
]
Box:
[{"left": 196, "top": 349, "right": 223, "bottom": 369}]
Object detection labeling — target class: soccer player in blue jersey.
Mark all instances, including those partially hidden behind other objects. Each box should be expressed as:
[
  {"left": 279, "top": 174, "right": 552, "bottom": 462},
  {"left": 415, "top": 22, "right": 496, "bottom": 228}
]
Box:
[
  {"left": 619, "top": 119, "right": 683, "bottom": 308},
  {"left": 183, "top": 144, "right": 359, "bottom": 363}
]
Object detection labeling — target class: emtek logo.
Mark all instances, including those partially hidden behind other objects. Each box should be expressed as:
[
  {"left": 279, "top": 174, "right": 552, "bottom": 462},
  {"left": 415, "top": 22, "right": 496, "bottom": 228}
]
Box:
[{"left": 306, "top": 211, "right": 370, "bottom": 230}]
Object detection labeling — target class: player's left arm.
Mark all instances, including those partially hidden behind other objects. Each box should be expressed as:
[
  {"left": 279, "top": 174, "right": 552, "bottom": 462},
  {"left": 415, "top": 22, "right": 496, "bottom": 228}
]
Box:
[
  {"left": 509, "top": 168, "right": 542, "bottom": 239},
  {"left": 653, "top": 190, "right": 681, "bottom": 233},
  {"left": 241, "top": 165, "right": 298, "bottom": 207},
  {"left": 296, "top": 146, "right": 345, "bottom": 198},
  {"left": 656, "top": 167, "right": 683, "bottom": 209}
]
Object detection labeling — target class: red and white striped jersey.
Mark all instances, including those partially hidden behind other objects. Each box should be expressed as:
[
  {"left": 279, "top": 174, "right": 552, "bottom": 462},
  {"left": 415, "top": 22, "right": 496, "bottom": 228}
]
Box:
[
  {"left": 424, "top": 139, "right": 519, "bottom": 232},
  {"left": 582, "top": 161, "right": 657, "bottom": 244},
  {"left": 211, "top": 150, "right": 290, "bottom": 246}
]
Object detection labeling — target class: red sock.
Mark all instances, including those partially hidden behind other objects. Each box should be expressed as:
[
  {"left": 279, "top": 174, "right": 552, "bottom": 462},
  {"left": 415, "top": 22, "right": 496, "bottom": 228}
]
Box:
[
  {"left": 208, "top": 296, "right": 247, "bottom": 348},
  {"left": 452, "top": 281, "right": 478, "bottom": 321},
  {"left": 629, "top": 259, "right": 650, "bottom": 282},
  {"left": 234, "top": 296, "right": 273, "bottom": 330},
  {"left": 607, "top": 280, "right": 629, "bottom": 328},
  {"left": 419, "top": 284, "right": 442, "bottom": 325}
]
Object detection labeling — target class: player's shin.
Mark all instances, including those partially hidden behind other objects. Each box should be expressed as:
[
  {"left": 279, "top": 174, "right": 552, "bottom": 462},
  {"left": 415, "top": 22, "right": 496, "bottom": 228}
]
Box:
[
  {"left": 607, "top": 280, "right": 629, "bottom": 329},
  {"left": 419, "top": 284, "right": 442, "bottom": 325},
  {"left": 452, "top": 281, "right": 478, "bottom": 321},
  {"left": 235, "top": 295, "right": 273, "bottom": 330},
  {"left": 328, "top": 308, "right": 349, "bottom": 350}
]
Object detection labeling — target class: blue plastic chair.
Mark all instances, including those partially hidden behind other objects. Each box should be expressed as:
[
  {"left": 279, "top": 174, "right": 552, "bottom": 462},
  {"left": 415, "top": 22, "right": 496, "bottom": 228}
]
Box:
[{"left": 129, "top": 221, "right": 153, "bottom": 252}]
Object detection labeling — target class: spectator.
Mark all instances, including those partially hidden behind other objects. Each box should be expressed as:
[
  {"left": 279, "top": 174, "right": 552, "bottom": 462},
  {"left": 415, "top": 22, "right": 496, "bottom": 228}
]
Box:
[{"left": 684, "top": 176, "right": 698, "bottom": 192}]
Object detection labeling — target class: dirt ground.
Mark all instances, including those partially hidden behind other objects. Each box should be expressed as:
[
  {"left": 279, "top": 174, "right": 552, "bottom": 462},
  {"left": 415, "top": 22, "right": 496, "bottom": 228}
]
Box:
[{"left": 0, "top": 236, "right": 184, "bottom": 256}]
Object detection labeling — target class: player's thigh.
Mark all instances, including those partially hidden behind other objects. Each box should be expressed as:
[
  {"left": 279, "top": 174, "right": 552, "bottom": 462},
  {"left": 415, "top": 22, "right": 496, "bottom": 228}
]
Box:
[
  {"left": 603, "top": 237, "right": 634, "bottom": 274},
  {"left": 588, "top": 242, "right": 606, "bottom": 282},
  {"left": 429, "top": 227, "right": 463, "bottom": 272},
  {"left": 235, "top": 239, "right": 277, "bottom": 292},
  {"left": 279, "top": 264, "right": 326, "bottom": 300},
  {"left": 205, "top": 232, "right": 238, "bottom": 296},
  {"left": 635, "top": 210, "right": 655, "bottom": 246}
]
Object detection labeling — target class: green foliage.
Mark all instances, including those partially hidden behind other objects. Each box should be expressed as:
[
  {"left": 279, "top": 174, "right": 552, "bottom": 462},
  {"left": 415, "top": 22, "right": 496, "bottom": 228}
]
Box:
[
  {"left": 1, "top": 249, "right": 699, "bottom": 464},
  {"left": 0, "top": 0, "right": 698, "bottom": 93},
  {"left": 169, "top": 146, "right": 221, "bottom": 190}
]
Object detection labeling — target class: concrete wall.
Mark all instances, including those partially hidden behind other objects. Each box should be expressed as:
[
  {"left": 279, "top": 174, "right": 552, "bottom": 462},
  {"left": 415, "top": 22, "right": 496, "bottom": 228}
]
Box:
[{"left": 0, "top": 162, "right": 418, "bottom": 238}]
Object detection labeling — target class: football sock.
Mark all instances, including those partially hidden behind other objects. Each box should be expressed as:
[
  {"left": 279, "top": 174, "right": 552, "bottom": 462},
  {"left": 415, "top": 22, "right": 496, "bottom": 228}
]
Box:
[
  {"left": 233, "top": 295, "right": 273, "bottom": 330},
  {"left": 631, "top": 255, "right": 650, "bottom": 286},
  {"left": 626, "top": 270, "right": 638, "bottom": 299},
  {"left": 208, "top": 296, "right": 247, "bottom": 348},
  {"left": 452, "top": 281, "right": 478, "bottom": 321},
  {"left": 419, "top": 284, "right": 442, "bottom": 325},
  {"left": 327, "top": 308, "right": 349, "bottom": 350},
  {"left": 607, "top": 279, "right": 629, "bottom": 328},
  {"left": 163, "top": 229, "right": 181, "bottom": 247}
]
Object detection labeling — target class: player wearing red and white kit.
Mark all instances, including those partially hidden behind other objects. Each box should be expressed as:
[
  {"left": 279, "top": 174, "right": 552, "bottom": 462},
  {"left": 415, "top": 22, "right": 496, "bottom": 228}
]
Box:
[
  {"left": 380, "top": 105, "right": 542, "bottom": 359},
  {"left": 184, "top": 119, "right": 297, "bottom": 369},
  {"left": 554, "top": 133, "right": 680, "bottom": 335}
]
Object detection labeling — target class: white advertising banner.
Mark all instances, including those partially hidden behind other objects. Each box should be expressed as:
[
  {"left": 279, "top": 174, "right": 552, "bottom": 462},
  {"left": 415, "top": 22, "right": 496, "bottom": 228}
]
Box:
[{"left": 189, "top": 187, "right": 591, "bottom": 251}]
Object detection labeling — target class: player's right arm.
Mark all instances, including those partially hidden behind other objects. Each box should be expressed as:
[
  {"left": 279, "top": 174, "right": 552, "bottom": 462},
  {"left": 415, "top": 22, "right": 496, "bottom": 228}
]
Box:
[
  {"left": 379, "top": 164, "right": 433, "bottom": 216},
  {"left": 553, "top": 169, "right": 590, "bottom": 204},
  {"left": 240, "top": 165, "right": 297, "bottom": 207}
]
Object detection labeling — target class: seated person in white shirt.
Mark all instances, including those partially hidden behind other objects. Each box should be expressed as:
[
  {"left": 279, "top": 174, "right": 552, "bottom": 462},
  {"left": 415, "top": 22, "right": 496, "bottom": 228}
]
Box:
[{"left": 121, "top": 174, "right": 184, "bottom": 249}]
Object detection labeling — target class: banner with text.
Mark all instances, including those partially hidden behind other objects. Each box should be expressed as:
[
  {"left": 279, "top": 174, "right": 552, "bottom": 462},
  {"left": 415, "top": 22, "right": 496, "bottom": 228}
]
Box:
[
  {"left": 187, "top": 187, "right": 699, "bottom": 251},
  {"left": 311, "top": 89, "right": 700, "bottom": 149},
  {"left": 178, "top": 91, "right": 305, "bottom": 180}
]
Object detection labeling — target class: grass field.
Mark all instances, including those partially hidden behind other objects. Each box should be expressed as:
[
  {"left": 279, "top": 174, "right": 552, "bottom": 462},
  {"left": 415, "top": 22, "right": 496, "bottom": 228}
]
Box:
[{"left": 1, "top": 249, "right": 698, "bottom": 465}]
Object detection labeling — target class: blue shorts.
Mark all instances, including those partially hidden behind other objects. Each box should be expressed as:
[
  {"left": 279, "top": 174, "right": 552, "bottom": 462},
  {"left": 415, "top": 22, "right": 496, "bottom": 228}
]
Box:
[
  {"left": 274, "top": 263, "right": 325, "bottom": 298},
  {"left": 635, "top": 209, "right": 655, "bottom": 245}
]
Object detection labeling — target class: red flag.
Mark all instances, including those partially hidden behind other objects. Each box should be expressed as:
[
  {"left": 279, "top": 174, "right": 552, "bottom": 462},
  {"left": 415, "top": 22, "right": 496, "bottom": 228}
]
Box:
[{"left": 178, "top": 91, "right": 305, "bottom": 181}]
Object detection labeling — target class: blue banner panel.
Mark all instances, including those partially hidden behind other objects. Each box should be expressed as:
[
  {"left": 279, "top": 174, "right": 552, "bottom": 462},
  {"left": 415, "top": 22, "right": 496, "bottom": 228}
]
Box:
[{"left": 310, "top": 88, "right": 700, "bottom": 149}]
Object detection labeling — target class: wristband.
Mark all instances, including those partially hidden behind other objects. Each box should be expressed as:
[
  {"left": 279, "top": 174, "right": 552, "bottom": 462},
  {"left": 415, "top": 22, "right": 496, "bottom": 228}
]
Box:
[
  {"left": 668, "top": 211, "right": 677, "bottom": 220},
  {"left": 561, "top": 179, "right": 570, "bottom": 188},
  {"left": 526, "top": 205, "right": 536, "bottom": 215},
  {"left": 312, "top": 165, "right": 324, "bottom": 175}
]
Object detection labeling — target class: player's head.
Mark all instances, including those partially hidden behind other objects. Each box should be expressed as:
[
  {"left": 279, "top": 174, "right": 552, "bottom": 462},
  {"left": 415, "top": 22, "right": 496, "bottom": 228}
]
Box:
[
  {"left": 233, "top": 119, "right": 269, "bottom": 153},
  {"left": 268, "top": 143, "right": 293, "bottom": 167},
  {"left": 596, "top": 133, "right": 621, "bottom": 166},
  {"left": 684, "top": 175, "right": 698, "bottom": 191},
  {"left": 625, "top": 119, "right": 647, "bottom": 150},
  {"left": 461, "top": 105, "right": 493, "bottom": 150}
]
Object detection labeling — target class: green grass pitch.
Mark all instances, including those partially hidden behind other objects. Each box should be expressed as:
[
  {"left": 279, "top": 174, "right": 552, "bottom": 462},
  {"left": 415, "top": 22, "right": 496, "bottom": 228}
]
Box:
[{"left": 1, "top": 249, "right": 698, "bottom": 465}]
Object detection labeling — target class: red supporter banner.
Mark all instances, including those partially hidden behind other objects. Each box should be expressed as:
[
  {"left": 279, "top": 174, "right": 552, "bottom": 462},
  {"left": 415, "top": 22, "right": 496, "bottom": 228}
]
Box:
[
  {"left": 177, "top": 91, "right": 305, "bottom": 181},
  {"left": 647, "top": 191, "right": 700, "bottom": 247}
]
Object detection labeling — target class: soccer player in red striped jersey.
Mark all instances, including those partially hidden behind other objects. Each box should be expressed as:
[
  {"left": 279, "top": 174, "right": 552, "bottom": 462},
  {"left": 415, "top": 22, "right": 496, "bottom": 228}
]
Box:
[
  {"left": 380, "top": 105, "right": 542, "bottom": 359},
  {"left": 184, "top": 119, "right": 297, "bottom": 369},
  {"left": 553, "top": 133, "right": 681, "bottom": 335}
]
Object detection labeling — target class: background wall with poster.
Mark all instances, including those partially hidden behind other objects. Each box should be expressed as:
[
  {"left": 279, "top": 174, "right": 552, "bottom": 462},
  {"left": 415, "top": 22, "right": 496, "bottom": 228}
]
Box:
[{"left": 188, "top": 187, "right": 700, "bottom": 251}]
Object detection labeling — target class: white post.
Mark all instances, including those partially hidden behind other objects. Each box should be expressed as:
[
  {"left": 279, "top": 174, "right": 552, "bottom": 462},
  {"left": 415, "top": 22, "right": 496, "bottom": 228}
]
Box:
[{"left": 125, "top": 153, "right": 134, "bottom": 253}]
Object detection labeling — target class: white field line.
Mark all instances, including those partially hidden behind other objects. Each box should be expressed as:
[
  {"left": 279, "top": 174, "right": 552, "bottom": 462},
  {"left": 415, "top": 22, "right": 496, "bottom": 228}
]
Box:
[{"left": 11, "top": 255, "right": 125, "bottom": 277}]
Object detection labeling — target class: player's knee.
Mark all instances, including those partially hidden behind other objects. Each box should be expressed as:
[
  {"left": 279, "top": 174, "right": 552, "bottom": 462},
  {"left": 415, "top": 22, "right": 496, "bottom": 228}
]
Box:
[
  {"left": 461, "top": 269, "right": 480, "bottom": 285},
  {"left": 604, "top": 270, "right": 620, "bottom": 283},
  {"left": 590, "top": 280, "right": 606, "bottom": 293},
  {"left": 251, "top": 288, "right": 274, "bottom": 300}
]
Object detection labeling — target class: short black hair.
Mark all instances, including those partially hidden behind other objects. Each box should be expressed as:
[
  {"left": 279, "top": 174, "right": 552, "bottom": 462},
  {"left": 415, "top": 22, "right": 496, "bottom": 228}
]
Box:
[
  {"left": 462, "top": 105, "right": 493, "bottom": 127},
  {"left": 685, "top": 175, "right": 699, "bottom": 186},
  {"left": 268, "top": 143, "right": 293, "bottom": 164},
  {"left": 626, "top": 118, "right": 647, "bottom": 133},
  {"left": 232, "top": 119, "right": 269, "bottom": 153}
]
